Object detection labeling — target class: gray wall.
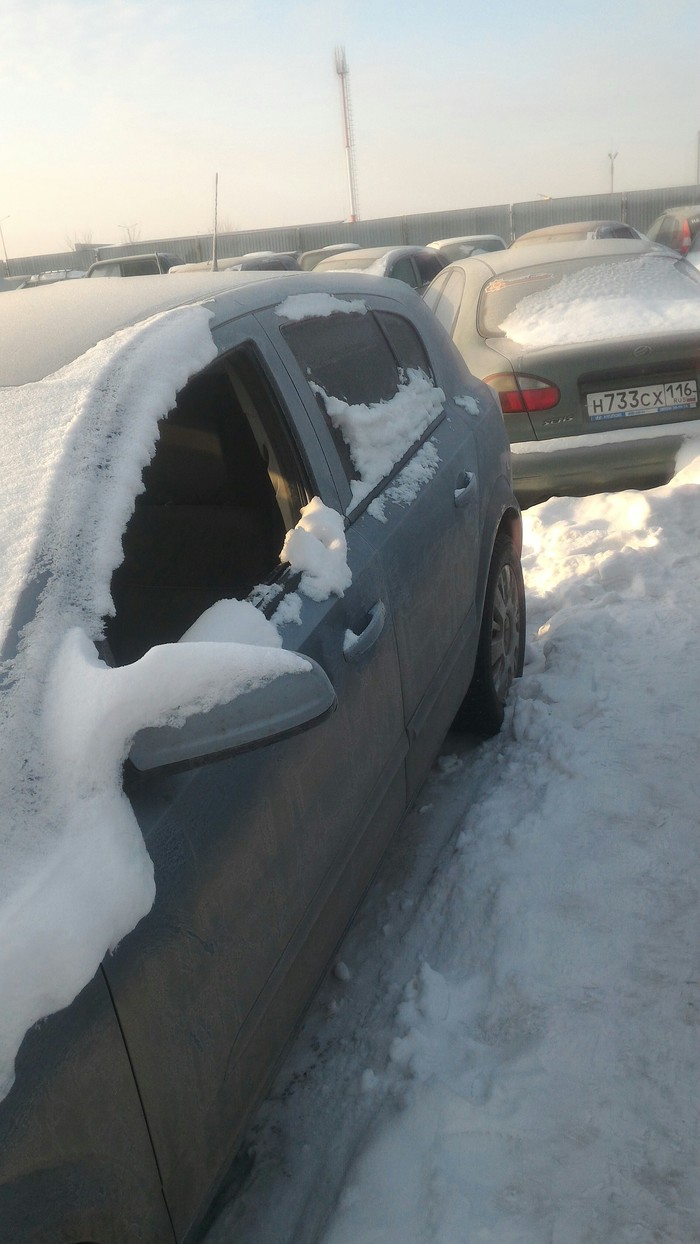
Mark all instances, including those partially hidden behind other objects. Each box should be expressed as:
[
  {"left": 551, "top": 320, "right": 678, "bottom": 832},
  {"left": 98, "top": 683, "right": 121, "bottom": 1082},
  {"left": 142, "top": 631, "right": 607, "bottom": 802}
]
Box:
[{"left": 5, "top": 183, "right": 699, "bottom": 278}]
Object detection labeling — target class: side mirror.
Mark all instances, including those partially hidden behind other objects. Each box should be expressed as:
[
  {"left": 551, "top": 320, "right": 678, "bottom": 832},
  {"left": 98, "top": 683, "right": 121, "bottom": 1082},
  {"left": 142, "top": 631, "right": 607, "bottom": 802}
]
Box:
[{"left": 129, "top": 657, "right": 336, "bottom": 771}]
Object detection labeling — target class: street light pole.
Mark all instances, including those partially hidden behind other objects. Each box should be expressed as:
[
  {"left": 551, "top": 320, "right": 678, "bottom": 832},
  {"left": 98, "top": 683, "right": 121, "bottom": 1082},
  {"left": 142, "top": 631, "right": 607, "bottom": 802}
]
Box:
[
  {"left": 0, "top": 216, "right": 10, "bottom": 277},
  {"left": 608, "top": 151, "right": 618, "bottom": 195}
]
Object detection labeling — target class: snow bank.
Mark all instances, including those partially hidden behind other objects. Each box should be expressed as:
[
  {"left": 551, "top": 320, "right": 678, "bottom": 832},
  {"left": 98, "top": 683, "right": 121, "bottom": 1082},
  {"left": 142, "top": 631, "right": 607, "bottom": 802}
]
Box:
[
  {"left": 501, "top": 254, "right": 700, "bottom": 346},
  {"left": 317, "top": 453, "right": 700, "bottom": 1244}
]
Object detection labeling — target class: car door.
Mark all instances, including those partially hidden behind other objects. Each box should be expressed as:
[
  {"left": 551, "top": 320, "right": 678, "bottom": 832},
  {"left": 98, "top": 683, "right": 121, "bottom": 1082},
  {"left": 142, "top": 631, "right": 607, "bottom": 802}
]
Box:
[
  {"left": 101, "top": 315, "right": 406, "bottom": 1240},
  {"left": 262, "top": 295, "right": 481, "bottom": 797}
]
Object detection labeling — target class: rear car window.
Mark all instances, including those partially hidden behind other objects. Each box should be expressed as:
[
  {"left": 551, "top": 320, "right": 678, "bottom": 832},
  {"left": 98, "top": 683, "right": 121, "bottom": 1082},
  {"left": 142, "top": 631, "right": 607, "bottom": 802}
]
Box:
[{"left": 477, "top": 254, "right": 671, "bottom": 337}]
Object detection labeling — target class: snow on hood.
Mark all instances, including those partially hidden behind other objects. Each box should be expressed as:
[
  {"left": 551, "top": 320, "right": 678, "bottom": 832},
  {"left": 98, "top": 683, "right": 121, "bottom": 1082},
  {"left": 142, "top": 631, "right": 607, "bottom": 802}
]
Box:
[
  {"left": 501, "top": 254, "right": 700, "bottom": 346},
  {"left": 0, "top": 306, "right": 311, "bottom": 1100}
]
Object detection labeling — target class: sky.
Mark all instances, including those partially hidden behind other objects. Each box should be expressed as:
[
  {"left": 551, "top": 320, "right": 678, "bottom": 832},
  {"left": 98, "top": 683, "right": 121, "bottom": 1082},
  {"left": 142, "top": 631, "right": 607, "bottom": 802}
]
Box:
[{"left": 2, "top": 0, "right": 698, "bottom": 260}]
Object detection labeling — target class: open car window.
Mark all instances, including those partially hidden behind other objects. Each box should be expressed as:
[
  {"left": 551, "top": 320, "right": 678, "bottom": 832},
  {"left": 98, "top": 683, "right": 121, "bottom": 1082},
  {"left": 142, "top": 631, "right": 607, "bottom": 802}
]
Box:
[{"left": 106, "top": 348, "right": 310, "bottom": 665}]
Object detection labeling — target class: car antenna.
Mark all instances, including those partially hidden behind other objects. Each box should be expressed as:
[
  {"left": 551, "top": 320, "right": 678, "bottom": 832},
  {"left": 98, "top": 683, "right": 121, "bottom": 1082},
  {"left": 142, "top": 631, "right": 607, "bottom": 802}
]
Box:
[{"left": 211, "top": 172, "right": 219, "bottom": 272}]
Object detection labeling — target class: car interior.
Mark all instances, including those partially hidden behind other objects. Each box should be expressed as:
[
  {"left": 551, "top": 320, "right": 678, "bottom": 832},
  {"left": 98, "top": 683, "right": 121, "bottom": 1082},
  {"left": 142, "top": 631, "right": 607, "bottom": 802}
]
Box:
[{"left": 106, "top": 352, "right": 308, "bottom": 665}]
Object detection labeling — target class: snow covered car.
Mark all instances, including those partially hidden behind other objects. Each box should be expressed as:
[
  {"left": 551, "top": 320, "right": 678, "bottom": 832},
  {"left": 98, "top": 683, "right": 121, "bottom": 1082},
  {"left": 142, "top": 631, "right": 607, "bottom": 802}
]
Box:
[
  {"left": 427, "top": 234, "right": 507, "bottom": 262},
  {"left": 86, "top": 251, "right": 186, "bottom": 277},
  {"left": 313, "top": 244, "right": 448, "bottom": 293},
  {"left": 510, "top": 220, "right": 647, "bottom": 247},
  {"left": 0, "top": 270, "right": 524, "bottom": 1243},
  {"left": 423, "top": 239, "right": 700, "bottom": 505}
]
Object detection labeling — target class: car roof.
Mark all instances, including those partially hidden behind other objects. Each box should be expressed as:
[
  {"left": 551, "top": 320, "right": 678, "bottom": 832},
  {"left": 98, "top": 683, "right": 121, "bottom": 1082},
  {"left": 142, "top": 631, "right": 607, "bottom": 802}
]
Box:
[
  {"left": 448, "top": 237, "right": 660, "bottom": 276},
  {"left": 0, "top": 269, "right": 407, "bottom": 387},
  {"left": 429, "top": 234, "right": 505, "bottom": 248},
  {"left": 656, "top": 204, "right": 700, "bottom": 218},
  {"left": 319, "top": 244, "right": 432, "bottom": 262},
  {"left": 514, "top": 220, "right": 634, "bottom": 240}
]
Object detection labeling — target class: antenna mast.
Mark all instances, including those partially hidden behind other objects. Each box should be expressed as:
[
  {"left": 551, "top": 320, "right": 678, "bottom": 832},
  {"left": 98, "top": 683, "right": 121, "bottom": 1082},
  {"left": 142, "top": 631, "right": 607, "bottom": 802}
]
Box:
[{"left": 335, "top": 46, "right": 359, "bottom": 223}]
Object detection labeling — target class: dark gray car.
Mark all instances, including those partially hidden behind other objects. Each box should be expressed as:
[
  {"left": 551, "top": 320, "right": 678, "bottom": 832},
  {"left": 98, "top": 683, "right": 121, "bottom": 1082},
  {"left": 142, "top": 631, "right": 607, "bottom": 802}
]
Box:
[
  {"left": 314, "top": 245, "right": 448, "bottom": 293},
  {"left": 424, "top": 240, "right": 700, "bottom": 505},
  {"left": 0, "top": 270, "right": 523, "bottom": 1242}
]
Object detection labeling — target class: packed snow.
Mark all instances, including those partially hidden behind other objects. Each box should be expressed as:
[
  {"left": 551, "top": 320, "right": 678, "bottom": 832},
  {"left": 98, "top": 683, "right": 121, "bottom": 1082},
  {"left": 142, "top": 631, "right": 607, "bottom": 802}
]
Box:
[
  {"left": 367, "top": 441, "right": 440, "bottom": 523},
  {"left": 500, "top": 253, "right": 700, "bottom": 346},
  {"left": 209, "top": 449, "right": 700, "bottom": 1244},
  {"left": 314, "top": 370, "right": 445, "bottom": 507},
  {"left": 280, "top": 496, "right": 352, "bottom": 601},
  {"left": 276, "top": 292, "right": 368, "bottom": 320}
]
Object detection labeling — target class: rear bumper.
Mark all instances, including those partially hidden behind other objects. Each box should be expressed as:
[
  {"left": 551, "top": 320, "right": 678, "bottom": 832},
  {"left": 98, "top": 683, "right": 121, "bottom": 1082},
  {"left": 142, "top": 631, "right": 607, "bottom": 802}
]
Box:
[{"left": 511, "top": 418, "right": 700, "bottom": 507}]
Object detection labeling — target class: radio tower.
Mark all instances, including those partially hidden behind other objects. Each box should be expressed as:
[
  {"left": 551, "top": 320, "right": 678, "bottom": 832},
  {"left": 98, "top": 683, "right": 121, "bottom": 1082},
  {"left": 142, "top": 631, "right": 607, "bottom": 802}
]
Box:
[{"left": 335, "top": 46, "right": 360, "bottom": 222}]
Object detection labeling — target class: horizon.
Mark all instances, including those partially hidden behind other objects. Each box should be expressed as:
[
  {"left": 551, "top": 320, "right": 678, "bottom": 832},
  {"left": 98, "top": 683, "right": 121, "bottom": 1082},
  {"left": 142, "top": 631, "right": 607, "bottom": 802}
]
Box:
[{"left": 2, "top": 0, "right": 698, "bottom": 261}]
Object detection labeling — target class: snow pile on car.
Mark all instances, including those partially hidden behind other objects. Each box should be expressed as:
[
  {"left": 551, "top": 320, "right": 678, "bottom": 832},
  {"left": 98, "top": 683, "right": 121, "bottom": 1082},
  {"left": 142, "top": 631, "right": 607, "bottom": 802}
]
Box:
[
  {"left": 501, "top": 253, "right": 700, "bottom": 346},
  {"left": 0, "top": 307, "right": 312, "bottom": 1101},
  {"left": 314, "top": 371, "right": 445, "bottom": 507}
]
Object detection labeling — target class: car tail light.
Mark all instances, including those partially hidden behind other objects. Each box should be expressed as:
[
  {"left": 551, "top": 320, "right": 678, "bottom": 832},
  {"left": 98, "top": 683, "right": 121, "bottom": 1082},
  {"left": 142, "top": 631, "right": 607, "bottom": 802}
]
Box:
[
  {"left": 680, "top": 220, "right": 692, "bottom": 255},
  {"left": 485, "top": 372, "right": 561, "bottom": 414}
]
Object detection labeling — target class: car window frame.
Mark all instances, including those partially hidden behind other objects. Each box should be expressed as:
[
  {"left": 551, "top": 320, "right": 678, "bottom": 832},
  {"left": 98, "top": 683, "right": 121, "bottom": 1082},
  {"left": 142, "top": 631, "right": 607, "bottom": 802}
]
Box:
[{"left": 258, "top": 297, "right": 446, "bottom": 518}]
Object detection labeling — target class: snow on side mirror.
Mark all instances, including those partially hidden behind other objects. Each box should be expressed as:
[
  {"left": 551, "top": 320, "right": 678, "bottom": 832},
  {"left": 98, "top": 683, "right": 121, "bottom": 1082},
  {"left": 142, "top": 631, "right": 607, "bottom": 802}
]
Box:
[{"left": 129, "top": 656, "right": 337, "bottom": 771}]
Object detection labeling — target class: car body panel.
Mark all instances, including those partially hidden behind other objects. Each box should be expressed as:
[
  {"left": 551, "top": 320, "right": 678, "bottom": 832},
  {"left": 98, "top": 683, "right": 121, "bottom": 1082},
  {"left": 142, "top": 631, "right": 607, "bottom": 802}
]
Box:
[{"left": 0, "top": 972, "right": 174, "bottom": 1244}]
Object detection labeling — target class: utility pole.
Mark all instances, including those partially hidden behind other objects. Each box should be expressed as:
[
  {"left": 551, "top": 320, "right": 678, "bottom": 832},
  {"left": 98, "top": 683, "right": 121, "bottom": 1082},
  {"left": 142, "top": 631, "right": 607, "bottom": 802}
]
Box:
[
  {"left": 0, "top": 216, "right": 9, "bottom": 276},
  {"left": 335, "top": 46, "right": 360, "bottom": 223},
  {"left": 212, "top": 172, "right": 219, "bottom": 271},
  {"left": 608, "top": 150, "right": 618, "bottom": 195}
]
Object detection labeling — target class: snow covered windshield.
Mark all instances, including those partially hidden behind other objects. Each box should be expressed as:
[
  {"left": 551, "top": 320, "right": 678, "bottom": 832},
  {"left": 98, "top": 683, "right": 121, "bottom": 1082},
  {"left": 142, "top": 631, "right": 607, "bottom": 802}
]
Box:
[{"left": 479, "top": 253, "right": 700, "bottom": 344}]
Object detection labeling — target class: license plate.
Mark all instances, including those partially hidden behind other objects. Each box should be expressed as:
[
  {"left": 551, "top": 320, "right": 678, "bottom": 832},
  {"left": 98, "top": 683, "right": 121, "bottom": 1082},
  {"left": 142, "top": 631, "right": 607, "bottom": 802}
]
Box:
[{"left": 587, "top": 379, "right": 698, "bottom": 421}]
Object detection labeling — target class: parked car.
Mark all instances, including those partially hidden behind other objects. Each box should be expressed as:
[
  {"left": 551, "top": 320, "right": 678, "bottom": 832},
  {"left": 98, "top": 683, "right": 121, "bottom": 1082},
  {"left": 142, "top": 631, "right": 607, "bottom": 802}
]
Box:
[
  {"left": 314, "top": 244, "right": 448, "bottom": 292},
  {"left": 86, "top": 252, "right": 186, "bottom": 277},
  {"left": 174, "top": 253, "right": 301, "bottom": 273},
  {"left": 16, "top": 269, "right": 86, "bottom": 287},
  {"left": 298, "top": 243, "right": 361, "bottom": 270},
  {"left": 511, "top": 220, "right": 646, "bottom": 247},
  {"left": 428, "top": 234, "right": 507, "bottom": 262},
  {"left": 423, "top": 239, "right": 700, "bottom": 505},
  {"left": 646, "top": 204, "right": 700, "bottom": 261},
  {"left": 0, "top": 269, "right": 524, "bottom": 1242}
]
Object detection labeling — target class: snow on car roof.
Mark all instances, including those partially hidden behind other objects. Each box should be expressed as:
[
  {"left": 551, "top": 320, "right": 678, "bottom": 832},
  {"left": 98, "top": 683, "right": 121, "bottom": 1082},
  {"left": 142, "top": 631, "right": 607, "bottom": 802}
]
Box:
[
  {"left": 460, "top": 238, "right": 658, "bottom": 276},
  {"left": 0, "top": 269, "right": 415, "bottom": 387},
  {"left": 0, "top": 270, "right": 282, "bottom": 386}
]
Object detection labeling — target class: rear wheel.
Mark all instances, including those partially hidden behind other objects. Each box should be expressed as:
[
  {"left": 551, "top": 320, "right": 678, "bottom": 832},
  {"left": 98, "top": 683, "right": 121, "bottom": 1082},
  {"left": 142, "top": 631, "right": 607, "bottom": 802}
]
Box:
[{"left": 455, "top": 533, "right": 525, "bottom": 737}]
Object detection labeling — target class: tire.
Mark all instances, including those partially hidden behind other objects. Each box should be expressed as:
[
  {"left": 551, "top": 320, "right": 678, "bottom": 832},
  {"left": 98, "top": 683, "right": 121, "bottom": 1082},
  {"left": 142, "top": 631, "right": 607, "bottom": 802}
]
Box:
[{"left": 455, "top": 532, "right": 525, "bottom": 737}]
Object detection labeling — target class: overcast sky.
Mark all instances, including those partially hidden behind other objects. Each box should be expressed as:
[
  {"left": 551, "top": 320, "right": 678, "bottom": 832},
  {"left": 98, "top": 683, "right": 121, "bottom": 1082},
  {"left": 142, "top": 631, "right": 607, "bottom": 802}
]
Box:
[{"left": 2, "top": 0, "right": 698, "bottom": 259}]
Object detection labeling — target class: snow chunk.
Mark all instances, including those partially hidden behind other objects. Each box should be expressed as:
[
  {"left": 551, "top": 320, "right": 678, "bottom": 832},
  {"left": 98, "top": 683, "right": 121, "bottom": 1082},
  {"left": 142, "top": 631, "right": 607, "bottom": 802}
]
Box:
[
  {"left": 281, "top": 497, "right": 351, "bottom": 600},
  {"left": 275, "top": 293, "right": 367, "bottom": 322},
  {"left": 455, "top": 393, "right": 480, "bottom": 415},
  {"left": 501, "top": 254, "right": 700, "bottom": 346},
  {"left": 314, "top": 370, "right": 445, "bottom": 508},
  {"left": 180, "top": 599, "right": 282, "bottom": 646}
]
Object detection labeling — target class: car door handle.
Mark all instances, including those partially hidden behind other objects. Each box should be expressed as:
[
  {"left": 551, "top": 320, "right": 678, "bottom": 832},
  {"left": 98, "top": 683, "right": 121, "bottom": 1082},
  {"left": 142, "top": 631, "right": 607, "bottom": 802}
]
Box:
[
  {"left": 343, "top": 601, "right": 387, "bottom": 662},
  {"left": 454, "top": 470, "right": 477, "bottom": 508}
]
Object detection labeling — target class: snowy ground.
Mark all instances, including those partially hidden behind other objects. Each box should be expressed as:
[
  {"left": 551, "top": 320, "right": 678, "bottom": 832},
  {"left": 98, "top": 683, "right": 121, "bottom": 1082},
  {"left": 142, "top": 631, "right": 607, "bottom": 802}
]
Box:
[{"left": 207, "top": 451, "right": 700, "bottom": 1244}]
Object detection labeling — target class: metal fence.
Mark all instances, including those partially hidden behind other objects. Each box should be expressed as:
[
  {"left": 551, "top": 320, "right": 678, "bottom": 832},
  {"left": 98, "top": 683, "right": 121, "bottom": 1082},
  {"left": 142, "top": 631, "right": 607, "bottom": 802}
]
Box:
[{"left": 5, "top": 183, "right": 699, "bottom": 278}]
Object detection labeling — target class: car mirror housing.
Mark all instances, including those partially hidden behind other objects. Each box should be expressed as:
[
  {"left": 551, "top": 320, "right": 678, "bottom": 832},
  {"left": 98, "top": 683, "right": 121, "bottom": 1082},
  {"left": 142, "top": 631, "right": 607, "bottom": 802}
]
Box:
[{"left": 129, "top": 657, "right": 337, "bottom": 771}]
